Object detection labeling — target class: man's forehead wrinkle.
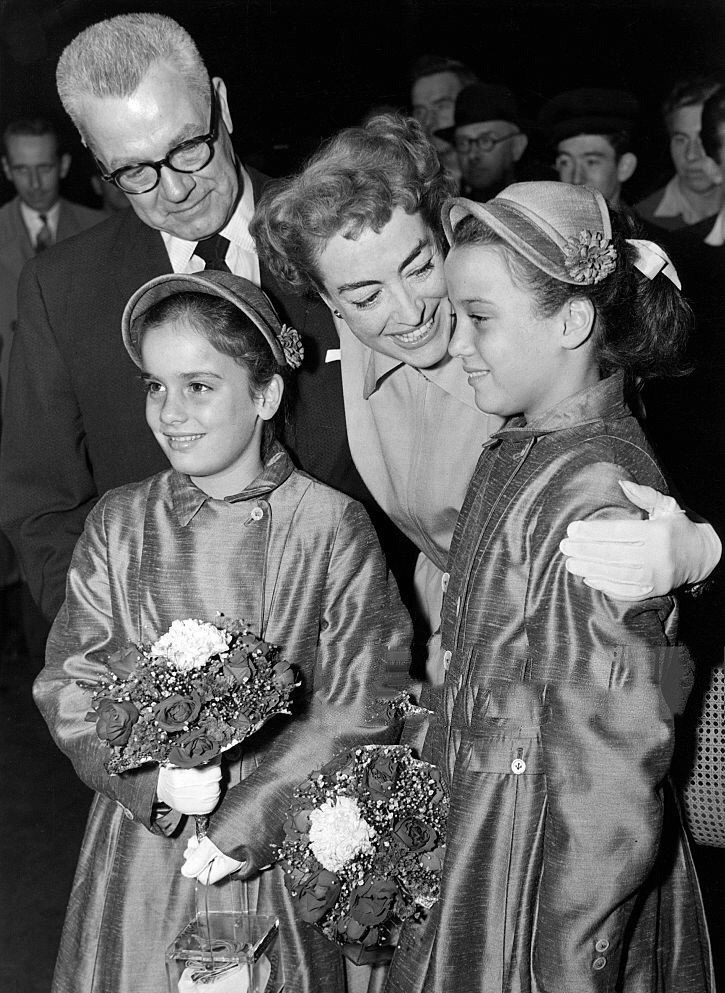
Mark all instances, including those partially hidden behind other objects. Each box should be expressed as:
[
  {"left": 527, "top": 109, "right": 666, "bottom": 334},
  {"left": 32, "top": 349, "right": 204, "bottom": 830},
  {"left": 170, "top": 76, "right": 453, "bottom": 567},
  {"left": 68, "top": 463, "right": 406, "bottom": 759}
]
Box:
[{"left": 84, "top": 99, "right": 206, "bottom": 172}]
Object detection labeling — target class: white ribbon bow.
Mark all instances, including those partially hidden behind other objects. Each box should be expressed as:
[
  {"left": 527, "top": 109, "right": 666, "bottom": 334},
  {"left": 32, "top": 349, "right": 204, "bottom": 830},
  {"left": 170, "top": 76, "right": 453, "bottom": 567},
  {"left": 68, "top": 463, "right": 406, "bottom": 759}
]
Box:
[{"left": 626, "top": 238, "right": 681, "bottom": 289}]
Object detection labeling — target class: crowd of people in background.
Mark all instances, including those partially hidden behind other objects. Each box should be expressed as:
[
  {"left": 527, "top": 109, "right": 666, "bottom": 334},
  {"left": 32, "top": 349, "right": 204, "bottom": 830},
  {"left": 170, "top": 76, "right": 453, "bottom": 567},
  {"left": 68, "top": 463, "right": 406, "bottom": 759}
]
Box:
[{"left": 2, "top": 12, "right": 725, "bottom": 993}]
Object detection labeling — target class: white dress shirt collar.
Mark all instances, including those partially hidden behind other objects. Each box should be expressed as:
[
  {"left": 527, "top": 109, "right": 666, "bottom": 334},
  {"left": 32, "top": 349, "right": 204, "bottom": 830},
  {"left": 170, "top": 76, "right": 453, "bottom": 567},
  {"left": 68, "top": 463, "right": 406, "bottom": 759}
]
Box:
[
  {"left": 161, "top": 165, "right": 259, "bottom": 281},
  {"left": 20, "top": 199, "right": 61, "bottom": 241},
  {"left": 704, "top": 206, "right": 725, "bottom": 247}
]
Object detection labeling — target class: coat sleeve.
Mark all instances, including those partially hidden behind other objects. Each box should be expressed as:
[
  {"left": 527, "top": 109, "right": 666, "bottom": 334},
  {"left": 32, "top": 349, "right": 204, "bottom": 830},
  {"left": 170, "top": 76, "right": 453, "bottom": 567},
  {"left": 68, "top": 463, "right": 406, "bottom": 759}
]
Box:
[
  {"left": 0, "top": 261, "right": 97, "bottom": 621},
  {"left": 208, "top": 500, "right": 411, "bottom": 868},
  {"left": 32, "top": 496, "right": 161, "bottom": 830},
  {"left": 525, "top": 459, "right": 682, "bottom": 992}
]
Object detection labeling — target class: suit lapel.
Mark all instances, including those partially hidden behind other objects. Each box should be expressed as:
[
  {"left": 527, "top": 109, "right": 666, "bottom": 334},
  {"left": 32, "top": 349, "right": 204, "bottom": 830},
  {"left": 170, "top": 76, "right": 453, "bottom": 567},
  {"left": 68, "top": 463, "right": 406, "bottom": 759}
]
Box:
[
  {"left": 8, "top": 198, "right": 34, "bottom": 264},
  {"left": 109, "top": 208, "right": 172, "bottom": 303},
  {"left": 56, "top": 200, "right": 74, "bottom": 242}
]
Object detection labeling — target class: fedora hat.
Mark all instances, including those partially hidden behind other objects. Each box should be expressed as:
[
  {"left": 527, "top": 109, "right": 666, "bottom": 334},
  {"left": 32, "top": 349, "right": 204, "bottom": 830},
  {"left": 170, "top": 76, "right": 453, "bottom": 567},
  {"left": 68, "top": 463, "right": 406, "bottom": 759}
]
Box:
[
  {"left": 436, "top": 83, "right": 521, "bottom": 143},
  {"left": 538, "top": 88, "right": 640, "bottom": 145}
]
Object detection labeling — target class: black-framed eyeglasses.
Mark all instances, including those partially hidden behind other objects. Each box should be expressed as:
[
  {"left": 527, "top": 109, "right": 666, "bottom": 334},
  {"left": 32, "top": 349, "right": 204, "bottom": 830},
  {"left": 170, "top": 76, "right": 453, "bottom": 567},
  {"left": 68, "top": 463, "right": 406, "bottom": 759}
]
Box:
[
  {"left": 95, "top": 81, "right": 219, "bottom": 195},
  {"left": 455, "top": 131, "right": 519, "bottom": 155}
]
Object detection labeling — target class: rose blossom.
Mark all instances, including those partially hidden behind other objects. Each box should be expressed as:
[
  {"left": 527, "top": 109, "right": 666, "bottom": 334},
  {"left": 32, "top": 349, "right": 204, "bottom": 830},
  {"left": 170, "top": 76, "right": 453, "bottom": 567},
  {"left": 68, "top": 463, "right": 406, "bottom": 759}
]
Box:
[
  {"left": 344, "top": 877, "right": 399, "bottom": 945},
  {"left": 95, "top": 698, "right": 139, "bottom": 746},
  {"left": 167, "top": 729, "right": 221, "bottom": 768},
  {"left": 392, "top": 816, "right": 437, "bottom": 853},
  {"left": 153, "top": 692, "right": 202, "bottom": 731},
  {"left": 150, "top": 619, "right": 230, "bottom": 671},
  {"left": 294, "top": 868, "right": 342, "bottom": 924},
  {"left": 363, "top": 751, "right": 399, "bottom": 800},
  {"left": 308, "top": 796, "right": 375, "bottom": 872}
]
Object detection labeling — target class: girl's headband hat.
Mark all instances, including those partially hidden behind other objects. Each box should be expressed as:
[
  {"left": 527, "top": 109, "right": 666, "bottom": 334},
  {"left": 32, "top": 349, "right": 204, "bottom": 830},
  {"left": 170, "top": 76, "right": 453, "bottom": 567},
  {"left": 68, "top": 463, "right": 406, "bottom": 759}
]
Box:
[
  {"left": 121, "top": 270, "right": 304, "bottom": 369},
  {"left": 443, "top": 181, "right": 681, "bottom": 289}
]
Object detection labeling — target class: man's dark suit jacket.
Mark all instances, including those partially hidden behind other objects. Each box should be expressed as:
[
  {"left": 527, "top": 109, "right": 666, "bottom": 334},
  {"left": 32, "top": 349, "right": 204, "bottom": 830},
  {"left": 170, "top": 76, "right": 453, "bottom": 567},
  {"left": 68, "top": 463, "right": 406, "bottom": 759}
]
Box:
[{"left": 0, "top": 167, "right": 372, "bottom": 620}]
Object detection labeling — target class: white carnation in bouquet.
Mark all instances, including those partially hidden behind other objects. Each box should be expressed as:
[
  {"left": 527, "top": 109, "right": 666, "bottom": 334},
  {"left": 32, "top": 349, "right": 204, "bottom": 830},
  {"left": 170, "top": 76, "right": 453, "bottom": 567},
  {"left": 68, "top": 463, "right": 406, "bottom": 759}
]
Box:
[
  {"left": 150, "top": 618, "right": 231, "bottom": 671},
  {"left": 308, "top": 796, "right": 375, "bottom": 872}
]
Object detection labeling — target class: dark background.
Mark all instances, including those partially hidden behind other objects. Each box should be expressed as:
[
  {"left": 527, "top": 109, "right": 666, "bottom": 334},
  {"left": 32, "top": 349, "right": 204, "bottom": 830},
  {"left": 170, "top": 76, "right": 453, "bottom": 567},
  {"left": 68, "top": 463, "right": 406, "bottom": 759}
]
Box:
[
  {"left": 1, "top": 2, "right": 725, "bottom": 991},
  {"left": 1, "top": 0, "right": 725, "bottom": 208}
]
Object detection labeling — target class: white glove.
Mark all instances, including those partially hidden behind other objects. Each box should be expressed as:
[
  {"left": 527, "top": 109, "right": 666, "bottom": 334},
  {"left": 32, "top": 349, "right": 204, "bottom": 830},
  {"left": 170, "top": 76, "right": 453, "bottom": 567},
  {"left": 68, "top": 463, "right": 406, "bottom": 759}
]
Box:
[
  {"left": 181, "top": 834, "right": 245, "bottom": 884},
  {"left": 157, "top": 760, "right": 222, "bottom": 815},
  {"left": 559, "top": 480, "right": 722, "bottom": 600}
]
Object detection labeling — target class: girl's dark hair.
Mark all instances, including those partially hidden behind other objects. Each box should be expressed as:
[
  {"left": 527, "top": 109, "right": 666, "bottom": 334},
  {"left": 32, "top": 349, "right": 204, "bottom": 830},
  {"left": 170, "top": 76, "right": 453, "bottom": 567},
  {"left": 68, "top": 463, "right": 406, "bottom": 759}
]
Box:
[
  {"left": 139, "top": 292, "right": 289, "bottom": 459},
  {"left": 450, "top": 207, "right": 692, "bottom": 382}
]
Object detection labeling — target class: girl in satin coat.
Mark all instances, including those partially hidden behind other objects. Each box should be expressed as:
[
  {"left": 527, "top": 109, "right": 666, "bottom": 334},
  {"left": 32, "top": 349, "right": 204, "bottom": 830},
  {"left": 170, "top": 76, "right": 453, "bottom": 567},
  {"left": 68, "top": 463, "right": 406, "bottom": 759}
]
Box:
[
  {"left": 33, "top": 270, "right": 410, "bottom": 993},
  {"left": 385, "top": 183, "right": 714, "bottom": 993}
]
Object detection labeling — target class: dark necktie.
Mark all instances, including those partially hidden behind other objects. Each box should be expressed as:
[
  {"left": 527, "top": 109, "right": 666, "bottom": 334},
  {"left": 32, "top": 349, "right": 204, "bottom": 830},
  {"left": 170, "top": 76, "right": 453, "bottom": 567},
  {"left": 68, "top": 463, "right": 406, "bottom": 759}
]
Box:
[
  {"left": 194, "top": 233, "right": 231, "bottom": 272},
  {"left": 35, "top": 214, "right": 53, "bottom": 253}
]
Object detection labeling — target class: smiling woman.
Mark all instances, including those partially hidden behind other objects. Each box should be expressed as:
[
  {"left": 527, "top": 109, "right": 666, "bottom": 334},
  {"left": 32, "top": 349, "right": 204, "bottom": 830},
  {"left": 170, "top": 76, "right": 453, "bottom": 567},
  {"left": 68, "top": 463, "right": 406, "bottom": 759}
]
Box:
[
  {"left": 315, "top": 206, "right": 449, "bottom": 368},
  {"left": 252, "top": 115, "right": 495, "bottom": 670}
]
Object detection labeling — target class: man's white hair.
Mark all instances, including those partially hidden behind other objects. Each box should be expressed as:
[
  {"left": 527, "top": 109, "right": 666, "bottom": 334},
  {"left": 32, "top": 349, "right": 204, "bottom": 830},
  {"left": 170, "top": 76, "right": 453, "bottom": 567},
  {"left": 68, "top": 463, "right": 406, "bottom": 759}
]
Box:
[{"left": 56, "top": 13, "right": 210, "bottom": 143}]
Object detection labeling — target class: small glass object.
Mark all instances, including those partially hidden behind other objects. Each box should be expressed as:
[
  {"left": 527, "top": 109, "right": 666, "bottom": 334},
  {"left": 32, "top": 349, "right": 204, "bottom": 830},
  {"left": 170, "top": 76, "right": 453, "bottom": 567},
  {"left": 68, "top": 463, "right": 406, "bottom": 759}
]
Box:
[{"left": 166, "top": 880, "right": 283, "bottom": 993}]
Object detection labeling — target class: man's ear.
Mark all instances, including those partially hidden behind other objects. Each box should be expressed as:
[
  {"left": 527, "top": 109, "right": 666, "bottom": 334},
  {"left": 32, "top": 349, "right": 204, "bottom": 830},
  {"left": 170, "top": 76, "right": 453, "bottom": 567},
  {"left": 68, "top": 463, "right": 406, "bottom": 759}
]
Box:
[
  {"left": 617, "top": 152, "right": 637, "bottom": 184},
  {"left": 214, "top": 77, "right": 233, "bottom": 136},
  {"left": 258, "top": 373, "right": 284, "bottom": 421},
  {"left": 560, "top": 297, "right": 595, "bottom": 350},
  {"left": 59, "top": 153, "right": 71, "bottom": 179},
  {"left": 1, "top": 157, "right": 10, "bottom": 184},
  {"left": 512, "top": 133, "right": 529, "bottom": 163}
]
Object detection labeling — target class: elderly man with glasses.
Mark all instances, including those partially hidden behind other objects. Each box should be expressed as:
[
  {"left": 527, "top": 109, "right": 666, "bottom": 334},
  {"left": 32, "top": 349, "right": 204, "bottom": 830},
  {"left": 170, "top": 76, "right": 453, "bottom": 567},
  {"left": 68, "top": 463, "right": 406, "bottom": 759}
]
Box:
[
  {"left": 436, "top": 83, "right": 529, "bottom": 199},
  {"left": 0, "top": 12, "right": 370, "bottom": 622}
]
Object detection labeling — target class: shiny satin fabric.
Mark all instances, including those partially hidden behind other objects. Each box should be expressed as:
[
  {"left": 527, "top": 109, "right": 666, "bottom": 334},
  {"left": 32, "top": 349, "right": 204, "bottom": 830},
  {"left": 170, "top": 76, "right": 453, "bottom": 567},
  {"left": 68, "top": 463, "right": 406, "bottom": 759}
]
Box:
[
  {"left": 34, "top": 445, "right": 410, "bottom": 993},
  {"left": 386, "top": 374, "right": 714, "bottom": 993}
]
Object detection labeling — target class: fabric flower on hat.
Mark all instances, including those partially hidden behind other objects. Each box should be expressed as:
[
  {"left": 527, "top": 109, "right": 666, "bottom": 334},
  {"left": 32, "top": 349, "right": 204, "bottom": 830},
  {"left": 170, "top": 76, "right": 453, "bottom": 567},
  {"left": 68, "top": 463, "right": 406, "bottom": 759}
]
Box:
[
  {"left": 278, "top": 324, "right": 304, "bottom": 369},
  {"left": 563, "top": 230, "right": 617, "bottom": 284},
  {"left": 308, "top": 796, "right": 375, "bottom": 872}
]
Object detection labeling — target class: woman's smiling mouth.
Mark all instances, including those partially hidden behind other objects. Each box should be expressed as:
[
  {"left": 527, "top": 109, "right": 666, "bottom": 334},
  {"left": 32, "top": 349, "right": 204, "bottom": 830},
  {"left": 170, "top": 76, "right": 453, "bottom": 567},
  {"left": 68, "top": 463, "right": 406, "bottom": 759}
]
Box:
[{"left": 392, "top": 314, "right": 437, "bottom": 347}]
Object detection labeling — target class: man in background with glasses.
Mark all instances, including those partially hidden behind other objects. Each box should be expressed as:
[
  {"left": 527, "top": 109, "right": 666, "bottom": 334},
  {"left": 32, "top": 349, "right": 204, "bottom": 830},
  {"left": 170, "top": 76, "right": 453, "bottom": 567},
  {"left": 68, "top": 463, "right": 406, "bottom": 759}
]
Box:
[
  {"left": 0, "top": 12, "right": 371, "bottom": 623},
  {"left": 435, "top": 83, "right": 529, "bottom": 200}
]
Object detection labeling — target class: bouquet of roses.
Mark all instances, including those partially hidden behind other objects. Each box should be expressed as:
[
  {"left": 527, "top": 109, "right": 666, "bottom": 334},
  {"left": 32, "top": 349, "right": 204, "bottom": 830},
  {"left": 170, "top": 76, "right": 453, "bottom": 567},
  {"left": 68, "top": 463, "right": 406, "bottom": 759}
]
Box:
[
  {"left": 278, "top": 744, "right": 448, "bottom": 964},
  {"left": 81, "top": 616, "right": 297, "bottom": 777}
]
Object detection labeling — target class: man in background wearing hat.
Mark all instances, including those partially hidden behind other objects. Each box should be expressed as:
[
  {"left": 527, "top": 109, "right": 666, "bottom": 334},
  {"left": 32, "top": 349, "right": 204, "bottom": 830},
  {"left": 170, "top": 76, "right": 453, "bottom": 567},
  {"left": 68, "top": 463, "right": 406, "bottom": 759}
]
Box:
[
  {"left": 539, "top": 87, "right": 639, "bottom": 206},
  {"left": 437, "top": 83, "right": 529, "bottom": 200}
]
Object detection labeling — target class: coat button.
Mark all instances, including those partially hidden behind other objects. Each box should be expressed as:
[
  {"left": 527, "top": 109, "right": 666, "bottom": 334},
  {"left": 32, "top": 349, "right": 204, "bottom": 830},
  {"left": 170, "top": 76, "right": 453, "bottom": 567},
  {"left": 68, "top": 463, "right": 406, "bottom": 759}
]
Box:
[
  {"left": 592, "top": 956, "right": 607, "bottom": 970},
  {"left": 443, "top": 650, "right": 452, "bottom": 671},
  {"left": 595, "top": 939, "right": 609, "bottom": 952},
  {"left": 250, "top": 507, "right": 264, "bottom": 521},
  {"left": 511, "top": 758, "right": 526, "bottom": 774},
  {"left": 441, "top": 572, "right": 450, "bottom": 593}
]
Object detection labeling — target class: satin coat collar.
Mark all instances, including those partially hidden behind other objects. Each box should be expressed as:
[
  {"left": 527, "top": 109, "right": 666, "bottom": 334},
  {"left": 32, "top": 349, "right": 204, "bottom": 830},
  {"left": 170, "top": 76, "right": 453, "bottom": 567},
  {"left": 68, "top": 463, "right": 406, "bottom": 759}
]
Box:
[
  {"left": 169, "top": 442, "right": 294, "bottom": 526},
  {"left": 488, "top": 370, "right": 629, "bottom": 444}
]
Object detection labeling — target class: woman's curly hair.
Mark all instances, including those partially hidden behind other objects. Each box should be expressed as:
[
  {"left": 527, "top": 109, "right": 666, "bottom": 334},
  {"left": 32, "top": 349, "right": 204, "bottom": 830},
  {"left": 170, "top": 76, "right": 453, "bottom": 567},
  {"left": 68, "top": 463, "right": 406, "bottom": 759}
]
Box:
[{"left": 250, "top": 113, "right": 458, "bottom": 296}]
